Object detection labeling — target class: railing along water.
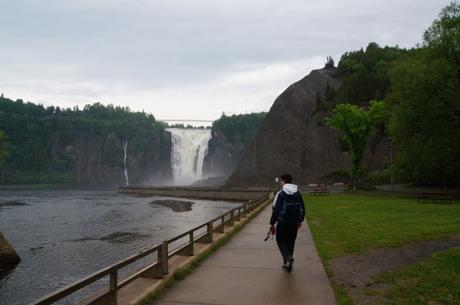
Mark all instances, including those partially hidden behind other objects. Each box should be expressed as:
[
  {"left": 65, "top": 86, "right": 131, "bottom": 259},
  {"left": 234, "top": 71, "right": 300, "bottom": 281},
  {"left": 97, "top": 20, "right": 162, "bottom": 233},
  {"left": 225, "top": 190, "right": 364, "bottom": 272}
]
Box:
[{"left": 29, "top": 194, "right": 271, "bottom": 305}]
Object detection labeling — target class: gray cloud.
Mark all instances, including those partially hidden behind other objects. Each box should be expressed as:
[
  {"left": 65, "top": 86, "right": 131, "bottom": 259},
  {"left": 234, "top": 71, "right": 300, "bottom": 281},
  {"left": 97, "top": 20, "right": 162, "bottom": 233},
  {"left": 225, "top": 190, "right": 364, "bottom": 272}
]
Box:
[{"left": 0, "top": 0, "right": 450, "bottom": 121}]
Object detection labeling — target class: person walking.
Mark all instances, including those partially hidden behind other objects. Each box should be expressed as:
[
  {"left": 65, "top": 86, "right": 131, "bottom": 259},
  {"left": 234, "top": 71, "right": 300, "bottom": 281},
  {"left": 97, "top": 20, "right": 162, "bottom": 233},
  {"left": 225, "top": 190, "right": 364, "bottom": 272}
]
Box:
[{"left": 270, "top": 174, "right": 305, "bottom": 272}]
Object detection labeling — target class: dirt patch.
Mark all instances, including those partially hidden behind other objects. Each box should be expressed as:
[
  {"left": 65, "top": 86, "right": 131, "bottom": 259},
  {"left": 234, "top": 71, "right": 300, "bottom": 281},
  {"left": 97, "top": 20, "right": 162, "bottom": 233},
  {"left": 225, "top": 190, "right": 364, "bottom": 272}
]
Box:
[{"left": 329, "top": 235, "right": 460, "bottom": 305}]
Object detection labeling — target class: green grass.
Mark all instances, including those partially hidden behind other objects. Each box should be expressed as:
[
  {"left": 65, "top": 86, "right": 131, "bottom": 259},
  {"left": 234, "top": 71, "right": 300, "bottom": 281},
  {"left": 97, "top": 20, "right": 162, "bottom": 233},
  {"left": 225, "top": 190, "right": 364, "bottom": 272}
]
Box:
[
  {"left": 304, "top": 192, "right": 460, "bottom": 305},
  {"left": 374, "top": 247, "right": 460, "bottom": 305},
  {"left": 304, "top": 192, "right": 460, "bottom": 261}
]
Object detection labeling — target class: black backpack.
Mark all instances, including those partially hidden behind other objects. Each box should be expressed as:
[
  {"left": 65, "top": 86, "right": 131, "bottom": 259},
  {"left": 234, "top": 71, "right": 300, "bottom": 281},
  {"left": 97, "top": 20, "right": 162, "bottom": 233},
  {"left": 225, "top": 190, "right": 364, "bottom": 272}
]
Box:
[{"left": 277, "top": 193, "right": 304, "bottom": 224}]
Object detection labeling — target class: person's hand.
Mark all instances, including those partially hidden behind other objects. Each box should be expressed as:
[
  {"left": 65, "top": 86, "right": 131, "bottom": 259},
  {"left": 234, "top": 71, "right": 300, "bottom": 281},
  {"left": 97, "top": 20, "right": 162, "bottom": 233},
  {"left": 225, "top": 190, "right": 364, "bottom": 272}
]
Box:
[{"left": 270, "top": 225, "right": 276, "bottom": 235}]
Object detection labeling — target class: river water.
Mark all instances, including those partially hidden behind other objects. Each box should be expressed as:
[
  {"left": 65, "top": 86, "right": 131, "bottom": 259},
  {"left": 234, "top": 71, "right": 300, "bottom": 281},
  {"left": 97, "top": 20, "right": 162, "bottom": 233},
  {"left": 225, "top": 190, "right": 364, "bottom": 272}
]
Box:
[{"left": 0, "top": 189, "right": 240, "bottom": 305}]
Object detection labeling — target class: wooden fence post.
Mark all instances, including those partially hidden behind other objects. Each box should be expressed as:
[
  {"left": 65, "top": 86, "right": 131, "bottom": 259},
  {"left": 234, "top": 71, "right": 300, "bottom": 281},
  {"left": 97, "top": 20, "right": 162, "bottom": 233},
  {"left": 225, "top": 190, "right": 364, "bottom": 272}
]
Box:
[
  {"left": 220, "top": 216, "right": 225, "bottom": 233},
  {"left": 109, "top": 270, "right": 117, "bottom": 305},
  {"left": 162, "top": 241, "right": 169, "bottom": 274},
  {"left": 235, "top": 208, "right": 241, "bottom": 221},
  {"left": 207, "top": 221, "right": 213, "bottom": 243},
  {"left": 188, "top": 231, "right": 194, "bottom": 256},
  {"left": 155, "top": 248, "right": 164, "bottom": 278}
]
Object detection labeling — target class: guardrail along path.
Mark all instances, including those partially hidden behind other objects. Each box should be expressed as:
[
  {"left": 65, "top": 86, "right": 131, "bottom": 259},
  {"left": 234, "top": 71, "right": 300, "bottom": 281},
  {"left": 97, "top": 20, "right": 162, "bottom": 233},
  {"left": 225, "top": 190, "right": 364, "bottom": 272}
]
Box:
[{"left": 151, "top": 204, "right": 337, "bottom": 305}]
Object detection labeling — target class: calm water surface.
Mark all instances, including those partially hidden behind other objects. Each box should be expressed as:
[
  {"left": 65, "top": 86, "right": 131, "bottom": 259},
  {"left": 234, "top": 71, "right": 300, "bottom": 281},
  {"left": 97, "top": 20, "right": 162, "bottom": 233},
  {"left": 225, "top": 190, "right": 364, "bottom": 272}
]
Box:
[{"left": 0, "top": 189, "right": 240, "bottom": 305}]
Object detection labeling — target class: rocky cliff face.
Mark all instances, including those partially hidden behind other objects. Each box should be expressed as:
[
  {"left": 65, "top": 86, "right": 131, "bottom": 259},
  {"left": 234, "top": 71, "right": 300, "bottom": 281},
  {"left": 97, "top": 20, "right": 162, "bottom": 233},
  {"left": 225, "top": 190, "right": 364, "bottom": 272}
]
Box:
[
  {"left": 202, "top": 130, "right": 246, "bottom": 179},
  {"left": 53, "top": 130, "right": 172, "bottom": 186},
  {"left": 226, "top": 67, "right": 389, "bottom": 187}
]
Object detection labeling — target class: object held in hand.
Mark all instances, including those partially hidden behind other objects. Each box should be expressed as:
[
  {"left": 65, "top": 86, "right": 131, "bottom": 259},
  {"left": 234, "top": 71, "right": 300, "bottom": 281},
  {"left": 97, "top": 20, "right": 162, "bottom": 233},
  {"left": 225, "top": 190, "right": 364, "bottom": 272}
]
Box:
[
  {"left": 264, "top": 226, "right": 276, "bottom": 241},
  {"left": 264, "top": 228, "right": 272, "bottom": 241}
]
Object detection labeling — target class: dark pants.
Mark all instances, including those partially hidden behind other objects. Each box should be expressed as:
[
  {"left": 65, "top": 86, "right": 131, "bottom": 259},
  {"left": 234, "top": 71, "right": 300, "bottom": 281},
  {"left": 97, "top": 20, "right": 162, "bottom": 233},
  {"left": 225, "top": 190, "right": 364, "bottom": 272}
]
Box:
[{"left": 276, "top": 223, "right": 298, "bottom": 263}]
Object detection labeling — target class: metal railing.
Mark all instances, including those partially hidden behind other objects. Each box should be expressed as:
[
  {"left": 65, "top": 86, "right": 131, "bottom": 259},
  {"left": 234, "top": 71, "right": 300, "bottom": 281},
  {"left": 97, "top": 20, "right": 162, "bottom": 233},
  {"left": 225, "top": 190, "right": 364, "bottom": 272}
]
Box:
[{"left": 29, "top": 194, "right": 271, "bottom": 305}]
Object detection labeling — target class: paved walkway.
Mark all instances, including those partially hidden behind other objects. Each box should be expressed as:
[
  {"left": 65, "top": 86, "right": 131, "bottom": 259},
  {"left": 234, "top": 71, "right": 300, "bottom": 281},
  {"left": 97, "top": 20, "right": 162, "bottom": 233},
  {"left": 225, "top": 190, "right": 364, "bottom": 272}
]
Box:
[{"left": 151, "top": 204, "right": 338, "bottom": 305}]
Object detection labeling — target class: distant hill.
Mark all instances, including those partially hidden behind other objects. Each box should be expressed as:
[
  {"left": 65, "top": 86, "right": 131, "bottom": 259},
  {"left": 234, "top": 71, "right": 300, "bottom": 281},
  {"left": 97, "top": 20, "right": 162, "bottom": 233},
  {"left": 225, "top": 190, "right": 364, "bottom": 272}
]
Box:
[{"left": 0, "top": 97, "right": 172, "bottom": 185}]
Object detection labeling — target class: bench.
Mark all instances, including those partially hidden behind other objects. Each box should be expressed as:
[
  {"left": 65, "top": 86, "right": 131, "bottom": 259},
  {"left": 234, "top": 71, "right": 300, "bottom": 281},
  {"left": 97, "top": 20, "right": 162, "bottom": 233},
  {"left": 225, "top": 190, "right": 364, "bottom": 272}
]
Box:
[
  {"left": 309, "top": 187, "right": 330, "bottom": 196},
  {"left": 417, "top": 192, "right": 456, "bottom": 204}
]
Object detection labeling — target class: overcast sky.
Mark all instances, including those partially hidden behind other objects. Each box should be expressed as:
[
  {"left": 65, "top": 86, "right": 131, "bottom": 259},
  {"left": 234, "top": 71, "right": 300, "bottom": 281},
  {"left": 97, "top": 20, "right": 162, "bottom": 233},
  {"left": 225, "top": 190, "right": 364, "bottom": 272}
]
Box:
[{"left": 0, "top": 0, "right": 450, "bottom": 123}]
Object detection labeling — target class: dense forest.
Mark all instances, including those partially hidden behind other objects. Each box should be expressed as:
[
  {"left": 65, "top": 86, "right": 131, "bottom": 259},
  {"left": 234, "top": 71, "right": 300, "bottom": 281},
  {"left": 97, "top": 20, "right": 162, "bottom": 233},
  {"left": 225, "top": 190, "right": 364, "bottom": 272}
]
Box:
[
  {"left": 332, "top": 2, "right": 460, "bottom": 187},
  {"left": 211, "top": 112, "right": 266, "bottom": 144},
  {"left": 0, "top": 97, "right": 171, "bottom": 185},
  {"left": 202, "top": 112, "right": 267, "bottom": 179}
]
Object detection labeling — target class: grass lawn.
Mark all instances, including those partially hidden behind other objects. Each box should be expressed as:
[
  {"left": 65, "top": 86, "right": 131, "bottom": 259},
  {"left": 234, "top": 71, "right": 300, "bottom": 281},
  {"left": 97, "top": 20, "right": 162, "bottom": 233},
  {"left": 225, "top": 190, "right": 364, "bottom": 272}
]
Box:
[
  {"left": 374, "top": 247, "right": 460, "bottom": 305},
  {"left": 303, "top": 192, "right": 460, "bottom": 305},
  {"left": 303, "top": 192, "right": 460, "bottom": 261}
]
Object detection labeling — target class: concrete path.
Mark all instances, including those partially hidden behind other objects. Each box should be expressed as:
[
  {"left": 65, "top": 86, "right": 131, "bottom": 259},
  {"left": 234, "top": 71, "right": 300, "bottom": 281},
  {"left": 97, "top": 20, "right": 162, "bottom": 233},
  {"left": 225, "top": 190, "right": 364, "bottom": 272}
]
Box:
[{"left": 151, "top": 204, "right": 338, "bottom": 305}]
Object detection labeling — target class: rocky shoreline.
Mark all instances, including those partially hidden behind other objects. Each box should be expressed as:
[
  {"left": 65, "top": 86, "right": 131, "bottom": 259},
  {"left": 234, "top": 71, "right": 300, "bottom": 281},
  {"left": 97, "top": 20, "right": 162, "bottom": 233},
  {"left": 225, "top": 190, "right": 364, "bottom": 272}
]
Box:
[{"left": 0, "top": 232, "right": 20, "bottom": 271}]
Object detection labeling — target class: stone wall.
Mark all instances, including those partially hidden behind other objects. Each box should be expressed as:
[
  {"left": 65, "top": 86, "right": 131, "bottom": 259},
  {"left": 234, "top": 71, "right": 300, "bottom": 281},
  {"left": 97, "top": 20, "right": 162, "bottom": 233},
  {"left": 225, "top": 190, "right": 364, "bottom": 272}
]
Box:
[{"left": 118, "top": 186, "right": 273, "bottom": 202}]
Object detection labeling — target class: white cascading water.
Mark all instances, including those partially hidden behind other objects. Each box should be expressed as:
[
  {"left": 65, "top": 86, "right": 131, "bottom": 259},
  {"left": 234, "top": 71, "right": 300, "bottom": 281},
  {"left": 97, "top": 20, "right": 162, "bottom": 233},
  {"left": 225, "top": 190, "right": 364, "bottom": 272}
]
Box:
[
  {"left": 123, "top": 138, "right": 129, "bottom": 186},
  {"left": 167, "top": 128, "right": 212, "bottom": 185}
]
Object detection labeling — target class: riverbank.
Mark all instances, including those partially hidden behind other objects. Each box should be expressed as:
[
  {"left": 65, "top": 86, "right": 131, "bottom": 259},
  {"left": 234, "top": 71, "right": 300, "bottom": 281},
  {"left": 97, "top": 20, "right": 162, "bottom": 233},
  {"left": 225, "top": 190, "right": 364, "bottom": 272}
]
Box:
[
  {"left": 0, "top": 183, "right": 117, "bottom": 190},
  {"left": 0, "top": 232, "right": 20, "bottom": 271}
]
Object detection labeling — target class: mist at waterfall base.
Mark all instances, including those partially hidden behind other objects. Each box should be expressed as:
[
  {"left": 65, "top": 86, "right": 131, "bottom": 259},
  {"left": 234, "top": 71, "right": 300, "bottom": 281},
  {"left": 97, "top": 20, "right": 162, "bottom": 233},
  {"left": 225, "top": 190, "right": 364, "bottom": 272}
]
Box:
[{"left": 167, "top": 128, "right": 212, "bottom": 186}]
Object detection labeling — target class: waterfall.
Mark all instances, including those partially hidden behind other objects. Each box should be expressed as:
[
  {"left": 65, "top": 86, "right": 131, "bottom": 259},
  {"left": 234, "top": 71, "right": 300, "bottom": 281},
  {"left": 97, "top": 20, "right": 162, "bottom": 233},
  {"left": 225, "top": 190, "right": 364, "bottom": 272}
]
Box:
[
  {"left": 167, "top": 128, "right": 212, "bottom": 185},
  {"left": 123, "top": 138, "right": 129, "bottom": 186}
]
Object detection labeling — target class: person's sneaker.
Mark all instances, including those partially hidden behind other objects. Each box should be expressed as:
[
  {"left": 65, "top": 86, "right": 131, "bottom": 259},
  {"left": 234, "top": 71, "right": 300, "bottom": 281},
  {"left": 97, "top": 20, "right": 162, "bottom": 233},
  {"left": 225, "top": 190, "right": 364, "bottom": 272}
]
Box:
[{"left": 286, "top": 257, "right": 294, "bottom": 272}]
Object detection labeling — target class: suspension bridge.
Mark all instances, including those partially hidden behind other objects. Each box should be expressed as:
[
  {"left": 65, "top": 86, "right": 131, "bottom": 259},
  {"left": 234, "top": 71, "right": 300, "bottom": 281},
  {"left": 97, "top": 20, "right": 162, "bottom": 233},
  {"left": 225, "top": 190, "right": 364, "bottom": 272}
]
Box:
[{"left": 158, "top": 119, "right": 214, "bottom": 126}]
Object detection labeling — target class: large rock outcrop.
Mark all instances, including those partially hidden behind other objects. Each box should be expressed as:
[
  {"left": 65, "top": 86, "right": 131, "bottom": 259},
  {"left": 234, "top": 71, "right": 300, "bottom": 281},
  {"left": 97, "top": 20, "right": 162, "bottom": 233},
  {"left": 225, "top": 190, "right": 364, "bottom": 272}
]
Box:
[
  {"left": 202, "top": 130, "right": 246, "bottom": 179},
  {"left": 0, "top": 232, "right": 20, "bottom": 271},
  {"left": 226, "top": 67, "right": 389, "bottom": 187}
]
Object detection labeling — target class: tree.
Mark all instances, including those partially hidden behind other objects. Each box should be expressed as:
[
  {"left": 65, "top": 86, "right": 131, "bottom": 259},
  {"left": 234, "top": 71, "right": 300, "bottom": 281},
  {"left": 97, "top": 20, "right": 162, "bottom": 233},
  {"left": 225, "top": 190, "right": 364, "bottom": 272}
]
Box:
[
  {"left": 423, "top": 2, "right": 460, "bottom": 118},
  {"left": 336, "top": 43, "right": 405, "bottom": 105},
  {"left": 0, "top": 130, "right": 10, "bottom": 181},
  {"left": 327, "top": 101, "right": 384, "bottom": 190},
  {"left": 212, "top": 112, "right": 266, "bottom": 144},
  {"left": 325, "top": 56, "right": 335, "bottom": 69},
  {"left": 388, "top": 2, "right": 460, "bottom": 187},
  {"left": 423, "top": 2, "right": 460, "bottom": 82}
]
